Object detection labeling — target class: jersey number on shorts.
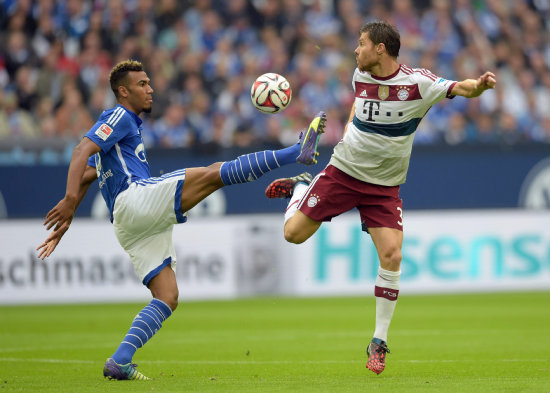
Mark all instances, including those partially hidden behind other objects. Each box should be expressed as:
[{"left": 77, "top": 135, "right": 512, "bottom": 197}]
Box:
[{"left": 397, "top": 206, "right": 403, "bottom": 227}]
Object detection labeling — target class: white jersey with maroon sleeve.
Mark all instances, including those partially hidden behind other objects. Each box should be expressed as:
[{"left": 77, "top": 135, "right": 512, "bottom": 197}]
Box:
[{"left": 329, "top": 64, "right": 457, "bottom": 186}]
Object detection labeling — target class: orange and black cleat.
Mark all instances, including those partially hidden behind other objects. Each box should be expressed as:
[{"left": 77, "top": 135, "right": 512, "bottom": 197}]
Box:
[
  {"left": 366, "top": 339, "right": 390, "bottom": 375},
  {"left": 265, "top": 172, "right": 313, "bottom": 199}
]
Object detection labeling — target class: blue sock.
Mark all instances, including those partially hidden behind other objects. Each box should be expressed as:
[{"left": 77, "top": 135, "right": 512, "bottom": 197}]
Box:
[
  {"left": 111, "top": 298, "right": 172, "bottom": 364},
  {"left": 219, "top": 143, "right": 300, "bottom": 185}
]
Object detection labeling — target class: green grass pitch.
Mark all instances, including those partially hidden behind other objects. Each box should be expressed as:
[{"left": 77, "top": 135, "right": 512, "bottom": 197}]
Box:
[{"left": 1, "top": 292, "right": 549, "bottom": 392}]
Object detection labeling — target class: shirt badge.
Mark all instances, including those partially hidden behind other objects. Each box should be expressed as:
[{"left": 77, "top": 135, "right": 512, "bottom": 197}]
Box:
[
  {"left": 397, "top": 86, "right": 410, "bottom": 101},
  {"left": 95, "top": 123, "right": 113, "bottom": 141},
  {"left": 378, "top": 85, "right": 389, "bottom": 100}
]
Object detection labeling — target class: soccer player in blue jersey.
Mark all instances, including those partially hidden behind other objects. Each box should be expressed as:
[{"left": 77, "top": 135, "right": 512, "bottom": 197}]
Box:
[
  {"left": 265, "top": 21, "right": 496, "bottom": 375},
  {"left": 37, "top": 59, "right": 326, "bottom": 380}
]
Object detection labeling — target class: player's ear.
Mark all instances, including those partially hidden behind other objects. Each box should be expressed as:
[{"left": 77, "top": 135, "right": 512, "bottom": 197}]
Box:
[
  {"left": 118, "top": 85, "right": 129, "bottom": 98},
  {"left": 376, "top": 43, "right": 385, "bottom": 55}
]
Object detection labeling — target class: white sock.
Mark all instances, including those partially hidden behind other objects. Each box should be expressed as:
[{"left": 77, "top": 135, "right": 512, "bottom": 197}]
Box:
[
  {"left": 284, "top": 182, "right": 308, "bottom": 224},
  {"left": 373, "top": 267, "right": 401, "bottom": 343}
]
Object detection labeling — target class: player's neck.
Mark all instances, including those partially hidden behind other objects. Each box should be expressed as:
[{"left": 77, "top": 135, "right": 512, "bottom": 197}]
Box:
[
  {"left": 369, "top": 58, "right": 399, "bottom": 78},
  {"left": 116, "top": 100, "right": 142, "bottom": 116}
]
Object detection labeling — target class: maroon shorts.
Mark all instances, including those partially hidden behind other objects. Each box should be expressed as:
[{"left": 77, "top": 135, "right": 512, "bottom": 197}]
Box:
[{"left": 298, "top": 165, "right": 403, "bottom": 232}]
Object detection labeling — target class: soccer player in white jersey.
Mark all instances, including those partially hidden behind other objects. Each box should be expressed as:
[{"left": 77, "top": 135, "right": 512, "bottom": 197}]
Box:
[
  {"left": 265, "top": 20, "right": 496, "bottom": 374},
  {"left": 37, "top": 60, "right": 326, "bottom": 380}
]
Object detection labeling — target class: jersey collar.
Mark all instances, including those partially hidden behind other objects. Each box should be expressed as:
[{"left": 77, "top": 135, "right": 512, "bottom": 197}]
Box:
[{"left": 368, "top": 64, "right": 401, "bottom": 81}]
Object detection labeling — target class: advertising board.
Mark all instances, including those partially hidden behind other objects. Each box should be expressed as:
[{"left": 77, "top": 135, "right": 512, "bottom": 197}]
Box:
[{"left": 1, "top": 210, "right": 548, "bottom": 304}]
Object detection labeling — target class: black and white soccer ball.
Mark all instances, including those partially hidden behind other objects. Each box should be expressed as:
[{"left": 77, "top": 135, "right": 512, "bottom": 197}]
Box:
[{"left": 250, "top": 73, "right": 292, "bottom": 114}]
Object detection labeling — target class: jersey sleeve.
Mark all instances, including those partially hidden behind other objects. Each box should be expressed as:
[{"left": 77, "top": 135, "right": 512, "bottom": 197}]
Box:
[
  {"left": 415, "top": 68, "right": 457, "bottom": 105},
  {"left": 87, "top": 155, "right": 96, "bottom": 168},
  {"left": 85, "top": 109, "right": 134, "bottom": 153}
]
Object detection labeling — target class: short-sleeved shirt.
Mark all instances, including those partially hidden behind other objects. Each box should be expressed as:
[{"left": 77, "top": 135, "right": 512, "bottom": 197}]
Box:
[
  {"left": 329, "top": 64, "right": 457, "bottom": 186},
  {"left": 85, "top": 104, "right": 150, "bottom": 220}
]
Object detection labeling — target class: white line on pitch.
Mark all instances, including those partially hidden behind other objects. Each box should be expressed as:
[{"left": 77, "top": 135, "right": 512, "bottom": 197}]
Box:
[
  {"left": 0, "top": 357, "right": 95, "bottom": 364},
  {"left": 1, "top": 358, "right": 546, "bottom": 365}
]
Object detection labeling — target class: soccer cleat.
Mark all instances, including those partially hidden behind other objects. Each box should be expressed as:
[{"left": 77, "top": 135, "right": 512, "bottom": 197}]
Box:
[
  {"left": 366, "top": 339, "right": 390, "bottom": 375},
  {"left": 103, "top": 358, "right": 150, "bottom": 381},
  {"left": 296, "top": 111, "right": 326, "bottom": 165},
  {"left": 265, "top": 172, "right": 313, "bottom": 199}
]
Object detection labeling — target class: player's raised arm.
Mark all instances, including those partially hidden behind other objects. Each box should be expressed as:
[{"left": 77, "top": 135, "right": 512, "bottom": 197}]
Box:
[{"left": 451, "top": 71, "right": 497, "bottom": 98}]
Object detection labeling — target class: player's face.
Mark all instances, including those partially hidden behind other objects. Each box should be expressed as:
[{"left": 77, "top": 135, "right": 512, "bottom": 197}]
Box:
[
  {"left": 125, "top": 71, "right": 154, "bottom": 114},
  {"left": 355, "top": 32, "right": 380, "bottom": 73}
]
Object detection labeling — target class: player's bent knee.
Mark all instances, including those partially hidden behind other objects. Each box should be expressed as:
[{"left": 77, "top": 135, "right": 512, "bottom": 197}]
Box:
[
  {"left": 162, "top": 293, "right": 178, "bottom": 311},
  {"left": 380, "top": 248, "right": 402, "bottom": 270},
  {"left": 283, "top": 215, "right": 319, "bottom": 244},
  {"left": 152, "top": 288, "right": 179, "bottom": 311},
  {"left": 205, "top": 165, "right": 223, "bottom": 183},
  {"left": 196, "top": 166, "right": 224, "bottom": 189},
  {"left": 283, "top": 225, "right": 307, "bottom": 244},
  {"left": 186, "top": 165, "right": 224, "bottom": 189}
]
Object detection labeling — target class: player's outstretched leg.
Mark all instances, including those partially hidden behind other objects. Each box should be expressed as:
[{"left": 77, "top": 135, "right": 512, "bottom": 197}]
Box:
[
  {"left": 265, "top": 172, "right": 313, "bottom": 199},
  {"left": 297, "top": 111, "right": 326, "bottom": 165},
  {"left": 219, "top": 112, "right": 325, "bottom": 186},
  {"left": 103, "top": 358, "right": 150, "bottom": 381},
  {"left": 366, "top": 338, "right": 390, "bottom": 375}
]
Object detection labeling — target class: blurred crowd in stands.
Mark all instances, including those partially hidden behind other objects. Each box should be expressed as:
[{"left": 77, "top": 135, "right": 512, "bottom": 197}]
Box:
[{"left": 1, "top": 0, "right": 550, "bottom": 160}]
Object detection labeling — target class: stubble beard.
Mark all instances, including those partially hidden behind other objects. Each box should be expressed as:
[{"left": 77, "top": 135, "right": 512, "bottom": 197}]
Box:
[{"left": 357, "top": 57, "right": 369, "bottom": 73}]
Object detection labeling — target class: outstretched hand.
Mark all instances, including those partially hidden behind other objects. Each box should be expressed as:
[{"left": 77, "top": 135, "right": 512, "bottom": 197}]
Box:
[
  {"left": 38, "top": 197, "right": 76, "bottom": 260},
  {"left": 477, "top": 71, "right": 496, "bottom": 91},
  {"left": 36, "top": 218, "right": 71, "bottom": 260}
]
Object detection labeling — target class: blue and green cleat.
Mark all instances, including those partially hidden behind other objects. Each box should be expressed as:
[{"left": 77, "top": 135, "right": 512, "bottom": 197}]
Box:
[
  {"left": 103, "top": 358, "right": 150, "bottom": 381},
  {"left": 296, "top": 111, "right": 326, "bottom": 165}
]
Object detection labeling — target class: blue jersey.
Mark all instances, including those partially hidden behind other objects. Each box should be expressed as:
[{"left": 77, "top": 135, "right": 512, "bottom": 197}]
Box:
[{"left": 85, "top": 104, "right": 150, "bottom": 220}]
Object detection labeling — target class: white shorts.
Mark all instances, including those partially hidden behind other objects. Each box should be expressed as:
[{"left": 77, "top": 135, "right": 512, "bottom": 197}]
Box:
[{"left": 112, "top": 170, "right": 187, "bottom": 286}]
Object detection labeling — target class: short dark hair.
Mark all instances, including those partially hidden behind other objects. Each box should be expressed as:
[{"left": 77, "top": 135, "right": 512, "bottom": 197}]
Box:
[
  {"left": 360, "top": 21, "right": 400, "bottom": 58},
  {"left": 109, "top": 60, "right": 144, "bottom": 98}
]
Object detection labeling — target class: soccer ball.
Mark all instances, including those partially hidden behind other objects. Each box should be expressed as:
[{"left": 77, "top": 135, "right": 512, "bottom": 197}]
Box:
[{"left": 250, "top": 73, "right": 292, "bottom": 114}]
